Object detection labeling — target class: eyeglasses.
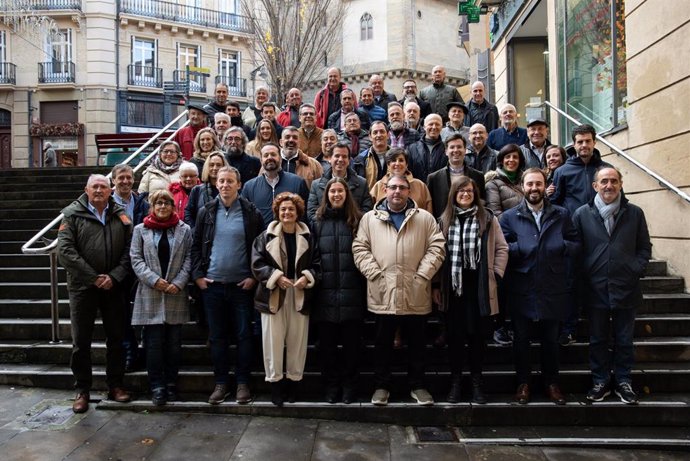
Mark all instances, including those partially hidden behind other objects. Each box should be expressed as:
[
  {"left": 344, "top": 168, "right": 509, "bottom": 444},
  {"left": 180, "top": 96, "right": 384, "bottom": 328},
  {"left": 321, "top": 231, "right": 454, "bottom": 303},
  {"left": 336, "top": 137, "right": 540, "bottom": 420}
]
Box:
[
  {"left": 161, "top": 149, "right": 178, "bottom": 154},
  {"left": 300, "top": 112, "right": 315, "bottom": 117},
  {"left": 226, "top": 136, "right": 243, "bottom": 142},
  {"left": 386, "top": 184, "right": 410, "bottom": 191},
  {"left": 403, "top": 85, "right": 416, "bottom": 90},
  {"left": 457, "top": 189, "right": 474, "bottom": 196},
  {"left": 154, "top": 201, "right": 173, "bottom": 207}
]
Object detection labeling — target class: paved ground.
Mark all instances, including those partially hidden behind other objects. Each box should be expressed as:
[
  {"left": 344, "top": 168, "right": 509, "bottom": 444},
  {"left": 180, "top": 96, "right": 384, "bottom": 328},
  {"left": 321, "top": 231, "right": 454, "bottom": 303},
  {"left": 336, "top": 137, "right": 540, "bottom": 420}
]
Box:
[{"left": 0, "top": 385, "right": 688, "bottom": 461}]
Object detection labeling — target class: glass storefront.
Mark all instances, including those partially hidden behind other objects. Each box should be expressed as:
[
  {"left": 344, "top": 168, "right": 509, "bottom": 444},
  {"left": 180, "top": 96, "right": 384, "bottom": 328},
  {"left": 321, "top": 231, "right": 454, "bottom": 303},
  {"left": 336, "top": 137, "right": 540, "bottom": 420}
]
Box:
[{"left": 557, "top": 0, "right": 627, "bottom": 139}]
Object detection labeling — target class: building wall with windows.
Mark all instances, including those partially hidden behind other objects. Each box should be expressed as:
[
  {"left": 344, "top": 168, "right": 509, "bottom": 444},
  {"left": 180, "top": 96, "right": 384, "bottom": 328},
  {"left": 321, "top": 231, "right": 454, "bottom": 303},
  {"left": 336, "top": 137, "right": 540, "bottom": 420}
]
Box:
[{"left": 0, "top": 0, "right": 254, "bottom": 168}]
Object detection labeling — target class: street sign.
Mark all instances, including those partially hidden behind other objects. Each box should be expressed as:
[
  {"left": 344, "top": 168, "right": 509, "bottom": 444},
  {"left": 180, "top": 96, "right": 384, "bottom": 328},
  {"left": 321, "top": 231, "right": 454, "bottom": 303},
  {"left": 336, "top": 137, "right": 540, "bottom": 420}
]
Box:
[
  {"left": 468, "top": 12, "right": 481, "bottom": 23},
  {"left": 458, "top": 1, "right": 473, "bottom": 15},
  {"left": 188, "top": 66, "right": 211, "bottom": 74}
]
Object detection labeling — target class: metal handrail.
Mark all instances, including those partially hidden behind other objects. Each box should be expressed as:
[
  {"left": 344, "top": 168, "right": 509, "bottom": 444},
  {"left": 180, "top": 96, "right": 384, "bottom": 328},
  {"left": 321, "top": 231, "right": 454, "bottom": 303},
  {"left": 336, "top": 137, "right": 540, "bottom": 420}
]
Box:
[
  {"left": 544, "top": 100, "right": 690, "bottom": 205},
  {"left": 20, "top": 110, "right": 190, "bottom": 342}
]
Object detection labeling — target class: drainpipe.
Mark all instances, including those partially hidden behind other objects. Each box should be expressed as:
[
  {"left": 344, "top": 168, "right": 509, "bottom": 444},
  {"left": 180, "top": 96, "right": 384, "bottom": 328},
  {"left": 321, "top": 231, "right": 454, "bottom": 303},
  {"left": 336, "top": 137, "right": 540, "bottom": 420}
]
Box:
[
  {"left": 410, "top": 0, "right": 417, "bottom": 71},
  {"left": 115, "top": 0, "right": 121, "bottom": 132},
  {"left": 28, "top": 90, "right": 34, "bottom": 167}
]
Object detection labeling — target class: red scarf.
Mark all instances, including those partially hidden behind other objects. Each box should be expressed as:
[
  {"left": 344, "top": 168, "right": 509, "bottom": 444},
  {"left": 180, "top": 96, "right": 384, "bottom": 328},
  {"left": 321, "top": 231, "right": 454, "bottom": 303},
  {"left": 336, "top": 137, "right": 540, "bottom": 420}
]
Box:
[{"left": 143, "top": 212, "right": 180, "bottom": 230}]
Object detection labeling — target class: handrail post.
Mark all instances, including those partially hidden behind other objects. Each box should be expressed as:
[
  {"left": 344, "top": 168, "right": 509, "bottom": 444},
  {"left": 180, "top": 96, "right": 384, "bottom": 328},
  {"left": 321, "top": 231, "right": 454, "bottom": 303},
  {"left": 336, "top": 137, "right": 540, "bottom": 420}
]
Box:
[{"left": 49, "top": 251, "right": 61, "bottom": 344}]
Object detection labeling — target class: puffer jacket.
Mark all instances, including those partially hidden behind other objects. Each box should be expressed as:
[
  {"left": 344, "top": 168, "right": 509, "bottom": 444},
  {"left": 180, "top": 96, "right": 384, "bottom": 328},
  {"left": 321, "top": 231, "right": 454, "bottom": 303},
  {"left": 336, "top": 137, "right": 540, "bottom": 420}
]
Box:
[
  {"left": 58, "top": 194, "right": 132, "bottom": 291},
  {"left": 485, "top": 168, "right": 523, "bottom": 217},
  {"left": 370, "top": 172, "right": 433, "bottom": 214},
  {"left": 352, "top": 199, "right": 446, "bottom": 315},
  {"left": 138, "top": 166, "right": 180, "bottom": 195},
  {"left": 312, "top": 207, "right": 366, "bottom": 323},
  {"left": 306, "top": 167, "right": 373, "bottom": 224},
  {"left": 251, "top": 221, "right": 321, "bottom": 315}
]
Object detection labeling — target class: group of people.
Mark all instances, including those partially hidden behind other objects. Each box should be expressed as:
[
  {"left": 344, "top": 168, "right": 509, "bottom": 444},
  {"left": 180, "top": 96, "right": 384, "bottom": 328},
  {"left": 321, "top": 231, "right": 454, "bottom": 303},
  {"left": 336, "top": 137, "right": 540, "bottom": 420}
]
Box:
[{"left": 56, "top": 66, "right": 651, "bottom": 414}]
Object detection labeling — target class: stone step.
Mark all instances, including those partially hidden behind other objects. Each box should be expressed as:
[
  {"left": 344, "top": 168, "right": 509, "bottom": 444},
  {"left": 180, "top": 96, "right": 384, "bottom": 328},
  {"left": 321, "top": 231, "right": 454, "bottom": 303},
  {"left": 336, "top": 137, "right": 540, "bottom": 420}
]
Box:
[
  {"left": 0, "top": 182, "right": 84, "bottom": 193},
  {"left": 0, "top": 199, "right": 75, "bottom": 210},
  {"left": 0, "top": 209, "right": 63, "bottom": 220},
  {"left": 0, "top": 175, "right": 96, "bottom": 186},
  {"left": 0, "top": 190, "right": 83, "bottom": 201},
  {"left": 0, "top": 230, "right": 58, "bottom": 242},
  {"left": 0, "top": 167, "right": 109, "bottom": 178},
  {"left": 640, "top": 276, "right": 685, "bottom": 294},
  {"left": 0, "top": 241, "right": 28, "bottom": 253},
  {"left": 0, "top": 218, "right": 54, "bottom": 231}
]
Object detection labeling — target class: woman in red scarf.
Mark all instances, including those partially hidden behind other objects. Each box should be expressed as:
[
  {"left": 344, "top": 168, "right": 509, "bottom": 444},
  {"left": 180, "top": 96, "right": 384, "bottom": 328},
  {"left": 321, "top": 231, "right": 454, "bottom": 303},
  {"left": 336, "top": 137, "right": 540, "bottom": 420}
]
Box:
[
  {"left": 130, "top": 189, "right": 193, "bottom": 406},
  {"left": 168, "top": 161, "right": 200, "bottom": 220}
]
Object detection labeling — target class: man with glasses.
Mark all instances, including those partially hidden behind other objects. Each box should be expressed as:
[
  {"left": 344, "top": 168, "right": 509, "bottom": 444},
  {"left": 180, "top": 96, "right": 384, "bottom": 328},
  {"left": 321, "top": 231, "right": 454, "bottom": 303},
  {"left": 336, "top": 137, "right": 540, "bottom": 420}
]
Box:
[
  {"left": 297, "top": 104, "right": 323, "bottom": 158},
  {"left": 398, "top": 79, "right": 431, "bottom": 120},
  {"left": 353, "top": 174, "right": 445, "bottom": 406},
  {"left": 223, "top": 126, "right": 260, "bottom": 185}
]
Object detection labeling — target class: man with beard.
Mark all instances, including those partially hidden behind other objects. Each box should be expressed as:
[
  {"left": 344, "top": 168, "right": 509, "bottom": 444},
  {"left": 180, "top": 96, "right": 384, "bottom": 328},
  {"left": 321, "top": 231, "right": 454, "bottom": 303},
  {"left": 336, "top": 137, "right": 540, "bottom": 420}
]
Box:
[
  {"left": 520, "top": 118, "right": 552, "bottom": 169},
  {"left": 420, "top": 65, "right": 464, "bottom": 122},
  {"left": 353, "top": 120, "right": 390, "bottom": 190},
  {"left": 387, "top": 102, "right": 420, "bottom": 149},
  {"left": 441, "top": 101, "right": 470, "bottom": 143},
  {"left": 277, "top": 87, "right": 303, "bottom": 128},
  {"left": 337, "top": 113, "right": 372, "bottom": 157},
  {"left": 465, "top": 123, "right": 498, "bottom": 173},
  {"left": 488, "top": 104, "right": 528, "bottom": 151},
  {"left": 398, "top": 79, "right": 431, "bottom": 120},
  {"left": 241, "top": 143, "right": 309, "bottom": 228},
  {"left": 223, "top": 126, "right": 260, "bottom": 185},
  {"left": 403, "top": 101, "right": 424, "bottom": 133},
  {"left": 175, "top": 103, "right": 209, "bottom": 160},
  {"left": 500, "top": 168, "right": 580, "bottom": 406},
  {"left": 327, "top": 89, "right": 371, "bottom": 133},
  {"left": 278, "top": 127, "right": 323, "bottom": 189},
  {"left": 407, "top": 114, "right": 446, "bottom": 182},
  {"left": 297, "top": 103, "right": 323, "bottom": 158},
  {"left": 315, "top": 67, "right": 347, "bottom": 129},
  {"left": 466, "top": 81, "right": 499, "bottom": 132},
  {"left": 369, "top": 74, "right": 397, "bottom": 110},
  {"left": 204, "top": 82, "right": 229, "bottom": 116},
  {"left": 243, "top": 86, "right": 270, "bottom": 129}
]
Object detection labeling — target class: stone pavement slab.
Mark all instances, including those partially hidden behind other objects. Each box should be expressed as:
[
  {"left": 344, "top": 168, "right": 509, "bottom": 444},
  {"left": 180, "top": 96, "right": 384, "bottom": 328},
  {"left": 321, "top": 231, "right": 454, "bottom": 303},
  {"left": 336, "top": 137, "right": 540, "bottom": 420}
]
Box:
[
  {"left": 228, "top": 416, "right": 319, "bottom": 461},
  {"left": 465, "top": 444, "right": 548, "bottom": 460},
  {"left": 388, "top": 425, "right": 470, "bottom": 461},
  {"left": 311, "top": 421, "right": 390, "bottom": 461},
  {"left": 541, "top": 448, "right": 690, "bottom": 461}
]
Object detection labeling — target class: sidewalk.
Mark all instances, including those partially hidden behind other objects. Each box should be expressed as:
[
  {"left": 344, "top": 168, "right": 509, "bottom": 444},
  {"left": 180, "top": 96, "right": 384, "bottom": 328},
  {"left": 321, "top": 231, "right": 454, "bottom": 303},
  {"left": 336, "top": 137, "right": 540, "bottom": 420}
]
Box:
[{"left": 0, "top": 385, "right": 687, "bottom": 461}]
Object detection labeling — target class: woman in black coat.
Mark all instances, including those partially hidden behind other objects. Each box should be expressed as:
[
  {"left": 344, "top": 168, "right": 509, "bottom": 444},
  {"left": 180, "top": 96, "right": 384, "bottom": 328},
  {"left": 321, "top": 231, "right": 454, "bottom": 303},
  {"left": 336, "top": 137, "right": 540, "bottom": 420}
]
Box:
[{"left": 313, "top": 177, "right": 365, "bottom": 404}]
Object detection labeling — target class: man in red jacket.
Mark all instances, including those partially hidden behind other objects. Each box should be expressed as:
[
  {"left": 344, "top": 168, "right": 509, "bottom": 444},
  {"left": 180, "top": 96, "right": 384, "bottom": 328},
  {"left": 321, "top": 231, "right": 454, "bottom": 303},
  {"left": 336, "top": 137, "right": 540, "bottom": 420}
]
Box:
[
  {"left": 314, "top": 67, "right": 347, "bottom": 129},
  {"left": 174, "top": 103, "right": 209, "bottom": 160},
  {"left": 277, "top": 88, "right": 302, "bottom": 128}
]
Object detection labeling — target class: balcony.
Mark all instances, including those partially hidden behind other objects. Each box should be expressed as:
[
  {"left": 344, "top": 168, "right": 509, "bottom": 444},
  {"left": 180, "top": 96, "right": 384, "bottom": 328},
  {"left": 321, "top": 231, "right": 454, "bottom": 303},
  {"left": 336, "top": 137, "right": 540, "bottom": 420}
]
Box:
[
  {"left": 166, "top": 70, "right": 207, "bottom": 94},
  {"left": 120, "top": 0, "right": 252, "bottom": 34},
  {"left": 0, "top": 63, "right": 17, "bottom": 85},
  {"left": 38, "top": 61, "right": 75, "bottom": 84},
  {"left": 127, "top": 64, "right": 163, "bottom": 88},
  {"left": 2, "top": 0, "right": 82, "bottom": 11},
  {"left": 214, "top": 75, "right": 247, "bottom": 98}
]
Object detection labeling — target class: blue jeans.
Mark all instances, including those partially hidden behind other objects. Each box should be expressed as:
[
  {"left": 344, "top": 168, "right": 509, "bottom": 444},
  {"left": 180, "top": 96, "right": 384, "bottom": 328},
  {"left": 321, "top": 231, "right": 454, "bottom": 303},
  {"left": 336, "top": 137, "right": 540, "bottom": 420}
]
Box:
[
  {"left": 202, "top": 282, "right": 254, "bottom": 385},
  {"left": 144, "top": 324, "right": 182, "bottom": 390},
  {"left": 589, "top": 307, "right": 635, "bottom": 385}
]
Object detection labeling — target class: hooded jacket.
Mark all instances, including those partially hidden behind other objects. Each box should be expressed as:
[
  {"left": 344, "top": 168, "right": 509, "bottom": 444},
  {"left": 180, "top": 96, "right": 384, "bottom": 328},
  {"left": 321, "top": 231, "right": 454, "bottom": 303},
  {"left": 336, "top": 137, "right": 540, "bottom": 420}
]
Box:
[{"left": 550, "top": 147, "right": 610, "bottom": 215}]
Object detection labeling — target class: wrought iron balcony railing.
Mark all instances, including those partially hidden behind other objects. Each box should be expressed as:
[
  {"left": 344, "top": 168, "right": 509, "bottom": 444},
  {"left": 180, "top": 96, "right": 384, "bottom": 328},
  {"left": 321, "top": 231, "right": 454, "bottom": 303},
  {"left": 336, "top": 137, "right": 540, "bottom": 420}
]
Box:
[
  {"left": 172, "top": 69, "right": 207, "bottom": 94},
  {"left": 0, "top": 62, "right": 17, "bottom": 84},
  {"left": 120, "top": 0, "right": 252, "bottom": 34},
  {"left": 214, "top": 75, "right": 247, "bottom": 97},
  {"left": 128, "top": 64, "right": 163, "bottom": 88},
  {"left": 38, "top": 61, "right": 75, "bottom": 84},
  {"left": 1, "top": 0, "right": 82, "bottom": 11}
]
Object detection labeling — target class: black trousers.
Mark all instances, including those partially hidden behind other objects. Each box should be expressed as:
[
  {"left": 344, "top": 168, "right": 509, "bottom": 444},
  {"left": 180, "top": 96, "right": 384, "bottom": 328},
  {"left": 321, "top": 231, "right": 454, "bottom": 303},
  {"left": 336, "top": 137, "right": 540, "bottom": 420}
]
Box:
[
  {"left": 446, "top": 299, "right": 487, "bottom": 377},
  {"left": 318, "top": 320, "right": 362, "bottom": 390},
  {"left": 69, "top": 286, "right": 126, "bottom": 393},
  {"left": 373, "top": 314, "right": 427, "bottom": 390},
  {"left": 512, "top": 312, "right": 560, "bottom": 386}
]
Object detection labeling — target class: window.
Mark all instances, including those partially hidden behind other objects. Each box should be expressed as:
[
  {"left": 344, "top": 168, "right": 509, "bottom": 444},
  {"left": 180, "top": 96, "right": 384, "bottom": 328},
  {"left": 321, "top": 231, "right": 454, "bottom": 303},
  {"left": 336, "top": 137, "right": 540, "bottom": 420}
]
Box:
[
  {"left": 558, "top": 0, "right": 627, "bottom": 134},
  {"left": 218, "top": 49, "right": 239, "bottom": 87},
  {"left": 131, "top": 37, "right": 157, "bottom": 85},
  {"left": 177, "top": 43, "right": 202, "bottom": 89},
  {"left": 44, "top": 28, "right": 72, "bottom": 76},
  {"left": 360, "top": 13, "right": 373, "bottom": 41},
  {"left": 0, "top": 31, "right": 6, "bottom": 63},
  {"left": 219, "top": 0, "right": 238, "bottom": 14},
  {"left": 125, "top": 100, "right": 164, "bottom": 127}
]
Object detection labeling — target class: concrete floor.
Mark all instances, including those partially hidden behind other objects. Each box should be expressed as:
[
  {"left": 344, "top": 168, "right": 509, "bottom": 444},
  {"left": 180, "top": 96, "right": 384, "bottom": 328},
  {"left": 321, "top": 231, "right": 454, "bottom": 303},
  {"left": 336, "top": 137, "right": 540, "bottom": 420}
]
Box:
[{"left": 0, "top": 385, "right": 687, "bottom": 461}]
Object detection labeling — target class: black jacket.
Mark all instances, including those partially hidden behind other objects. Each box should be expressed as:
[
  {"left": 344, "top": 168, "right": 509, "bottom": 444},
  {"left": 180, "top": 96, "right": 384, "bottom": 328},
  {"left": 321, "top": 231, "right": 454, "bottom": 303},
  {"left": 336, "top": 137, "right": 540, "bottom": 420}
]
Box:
[
  {"left": 408, "top": 137, "right": 448, "bottom": 182},
  {"left": 572, "top": 194, "right": 651, "bottom": 310},
  {"left": 225, "top": 151, "right": 261, "bottom": 184},
  {"left": 426, "top": 165, "right": 486, "bottom": 218},
  {"left": 312, "top": 207, "right": 366, "bottom": 322},
  {"left": 327, "top": 108, "right": 372, "bottom": 133},
  {"left": 190, "top": 196, "right": 263, "bottom": 281},
  {"left": 307, "top": 167, "right": 373, "bottom": 224},
  {"left": 398, "top": 96, "right": 431, "bottom": 119},
  {"left": 551, "top": 148, "right": 610, "bottom": 215},
  {"left": 184, "top": 183, "right": 218, "bottom": 229}
]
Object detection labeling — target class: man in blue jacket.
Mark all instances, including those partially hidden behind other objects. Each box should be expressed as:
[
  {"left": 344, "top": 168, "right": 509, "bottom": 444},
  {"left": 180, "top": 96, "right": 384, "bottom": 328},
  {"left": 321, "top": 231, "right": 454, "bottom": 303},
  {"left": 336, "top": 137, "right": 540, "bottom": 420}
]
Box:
[
  {"left": 573, "top": 167, "right": 651, "bottom": 404},
  {"left": 500, "top": 168, "right": 580, "bottom": 406}
]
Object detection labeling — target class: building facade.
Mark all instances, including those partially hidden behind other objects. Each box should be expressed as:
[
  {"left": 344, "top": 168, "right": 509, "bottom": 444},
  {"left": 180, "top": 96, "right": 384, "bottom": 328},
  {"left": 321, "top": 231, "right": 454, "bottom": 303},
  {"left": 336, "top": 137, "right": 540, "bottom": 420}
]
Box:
[
  {"left": 0, "top": 0, "right": 254, "bottom": 168},
  {"left": 490, "top": 0, "right": 690, "bottom": 284}
]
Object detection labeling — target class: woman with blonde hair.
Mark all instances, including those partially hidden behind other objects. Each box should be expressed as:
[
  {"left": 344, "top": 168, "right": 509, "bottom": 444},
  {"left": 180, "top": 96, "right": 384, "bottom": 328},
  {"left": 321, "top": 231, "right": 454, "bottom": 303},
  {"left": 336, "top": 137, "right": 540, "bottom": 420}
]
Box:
[
  {"left": 246, "top": 118, "right": 279, "bottom": 157},
  {"left": 190, "top": 127, "right": 222, "bottom": 175}
]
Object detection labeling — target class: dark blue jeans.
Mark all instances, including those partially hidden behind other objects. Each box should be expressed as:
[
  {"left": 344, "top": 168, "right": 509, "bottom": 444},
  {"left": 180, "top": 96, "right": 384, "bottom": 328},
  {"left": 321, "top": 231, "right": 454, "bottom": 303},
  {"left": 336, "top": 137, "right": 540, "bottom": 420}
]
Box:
[
  {"left": 512, "top": 312, "right": 560, "bottom": 386},
  {"left": 589, "top": 307, "right": 635, "bottom": 385},
  {"left": 144, "top": 324, "right": 182, "bottom": 390},
  {"left": 202, "top": 282, "right": 254, "bottom": 385}
]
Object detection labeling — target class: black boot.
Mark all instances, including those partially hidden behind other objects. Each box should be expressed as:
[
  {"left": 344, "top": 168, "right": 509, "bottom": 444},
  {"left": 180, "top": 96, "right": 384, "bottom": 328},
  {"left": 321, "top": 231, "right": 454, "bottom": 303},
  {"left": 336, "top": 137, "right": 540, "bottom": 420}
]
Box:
[
  {"left": 271, "top": 382, "right": 284, "bottom": 407},
  {"left": 447, "top": 376, "right": 462, "bottom": 403},
  {"left": 284, "top": 379, "right": 298, "bottom": 403},
  {"left": 471, "top": 374, "right": 487, "bottom": 404}
]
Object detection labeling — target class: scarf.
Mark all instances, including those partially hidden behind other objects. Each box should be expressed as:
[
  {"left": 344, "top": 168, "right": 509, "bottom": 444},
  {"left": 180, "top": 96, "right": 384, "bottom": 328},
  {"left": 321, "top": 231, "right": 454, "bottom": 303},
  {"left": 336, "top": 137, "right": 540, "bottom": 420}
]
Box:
[
  {"left": 152, "top": 154, "right": 182, "bottom": 174},
  {"left": 144, "top": 212, "right": 180, "bottom": 230},
  {"left": 447, "top": 206, "right": 481, "bottom": 297},
  {"left": 594, "top": 193, "right": 621, "bottom": 235},
  {"left": 502, "top": 168, "right": 520, "bottom": 184}
]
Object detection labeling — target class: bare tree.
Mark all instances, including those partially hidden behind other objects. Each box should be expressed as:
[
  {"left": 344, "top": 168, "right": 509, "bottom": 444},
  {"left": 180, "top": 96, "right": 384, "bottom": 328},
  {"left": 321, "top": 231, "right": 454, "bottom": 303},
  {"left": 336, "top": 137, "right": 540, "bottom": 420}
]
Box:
[
  {"left": 241, "top": 0, "right": 347, "bottom": 101},
  {"left": 1, "top": 0, "right": 58, "bottom": 35}
]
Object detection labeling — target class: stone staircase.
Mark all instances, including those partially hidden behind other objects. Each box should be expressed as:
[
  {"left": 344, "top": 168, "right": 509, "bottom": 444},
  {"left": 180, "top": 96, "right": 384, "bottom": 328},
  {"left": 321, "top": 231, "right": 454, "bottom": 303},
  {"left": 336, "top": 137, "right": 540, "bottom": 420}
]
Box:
[{"left": 1, "top": 166, "right": 689, "bottom": 426}]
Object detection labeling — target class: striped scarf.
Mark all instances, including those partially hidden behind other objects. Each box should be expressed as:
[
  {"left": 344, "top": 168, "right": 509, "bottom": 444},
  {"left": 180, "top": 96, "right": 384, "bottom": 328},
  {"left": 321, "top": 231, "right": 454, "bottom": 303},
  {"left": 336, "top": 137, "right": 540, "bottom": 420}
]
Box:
[{"left": 448, "top": 206, "right": 481, "bottom": 297}]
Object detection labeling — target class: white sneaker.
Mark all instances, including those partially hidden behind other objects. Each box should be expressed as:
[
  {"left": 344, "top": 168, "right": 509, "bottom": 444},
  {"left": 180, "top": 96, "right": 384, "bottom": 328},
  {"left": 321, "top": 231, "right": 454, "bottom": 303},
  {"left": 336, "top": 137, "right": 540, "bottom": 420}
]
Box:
[
  {"left": 371, "top": 388, "right": 390, "bottom": 406},
  {"left": 410, "top": 388, "right": 434, "bottom": 406}
]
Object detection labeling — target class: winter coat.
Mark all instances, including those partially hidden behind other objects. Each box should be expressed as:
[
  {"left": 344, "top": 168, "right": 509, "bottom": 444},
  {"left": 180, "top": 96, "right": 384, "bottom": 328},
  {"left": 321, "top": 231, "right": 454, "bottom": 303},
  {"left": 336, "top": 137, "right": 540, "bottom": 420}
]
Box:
[
  {"left": 550, "top": 148, "right": 610, "bottom": 215},
  {"left": 58, "top": 194, "right": 132, "bottom": 292},
  {"left": 251, "top": 221, "right": 321, "bottom": 315},
  {"left": 130, "top": 221, "right": 192, "bottom": 325},
  {"left": 572, "top": 195, "right": 651, "bottom": 310},
  {"left": 373, "top": 90, "right": 397, "bottom": 111},
  {"left": 297, "top": 127, "right": 324, "bottom": 158},
  {"left": 427, "top": 165, "right": 486, "bottom": 218},
  {"left": 276, "top": 106, "right": 300, "bottom": 128},
  {"left": 485, "top": 168, "right": 524, "bottom": 217},
  {"left": 190, "top": 196, "right": 263, "bottom": 282},
  {"left": 174, "top": 124, "right": 205, "bottom": 160},
  {"left": 312, "top": 207, "right": 366, "bottom": 323},
  {"left": 352, "top": 199, "right": 446, "bottom": 315},
  {"left": 441, "top": 124, "right": 470, "bottom": 144},
  {"left": 466, "top": 99, "right": 499, "bottom": 132},
  {"left": 138, "top": 166, "right": 180, "bottom": 195},
  {"left": 277, "top": 150, "right": 324, "bottom": 190},
  {"left": 314, "top": 82, "right": 347, "bottom": 129},
  {"left": 306, "top": 167, "right": 373, "bottom": 224},
  {"left": 435, "top": 212, "right": 508, "bottom": 316},
  {"left": 241, "top": 105, "right": 261, "bottom": 130},
  {"left": 370, "top": 172, "right": 433, "bottom": 214},
  {"left": 327, "top": 108, "right": 372, "bottom": 133},
  {"left": 419, "top": 83, "right": 464, "bottom": 121},
  {"left": 241, "top": 171, "right": 309, "bottom": 228},
  {"left": 360, "top": 103, "right": 387, "bottom": 124},
  {"left": 520, "top": 141, "right": 552, "bottom": 169},
  {"left": 183, "top": 182, "right": 218, "bottom": 229},
  {"left": 225, "top": 151, "right": 261, "bottom": 185},
  {"left": 500, "top": 199, "right": 581, "bottom": 320},
  {"left": 388, "top": 128, "right": 421, "bottom": 149},
  {"left": 407, "top": 137, "right": 448, "bottom": 182},
  {"left": 398, "top": 96, "right": 432, "bottom": 120},
  {"left": 353, "top": 147, "right": 388, "bottom": 191},
  {"left": 465, "top": 145, "right": 498, "bottom": 174},
  {"left": 487, "top": 126, "right": 528, "bottom": 151},
  {"left": 169, "top": 181, "right": 197, "bottom": 221},
  {"left": 337, "top": 129, "right": 373, "bottom": 157}
]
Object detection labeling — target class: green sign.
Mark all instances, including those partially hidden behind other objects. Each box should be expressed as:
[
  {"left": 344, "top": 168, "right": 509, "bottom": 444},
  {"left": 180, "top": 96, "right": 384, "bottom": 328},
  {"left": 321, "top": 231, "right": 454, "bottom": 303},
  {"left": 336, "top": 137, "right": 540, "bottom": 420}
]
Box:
[
  {"left": 468, "top": 12, "right": 481, "bottom": 23},
  {"left": 458, "top": 1, "right": 473, "bottom": 15}
]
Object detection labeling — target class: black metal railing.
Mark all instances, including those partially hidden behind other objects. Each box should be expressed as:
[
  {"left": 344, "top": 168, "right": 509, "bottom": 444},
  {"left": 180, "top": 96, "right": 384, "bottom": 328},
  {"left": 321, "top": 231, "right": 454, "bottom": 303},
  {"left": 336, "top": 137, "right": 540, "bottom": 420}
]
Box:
[
  {"left": 127, "top": 64, "right": 163, "bottom": 88},
  {"left": 0, "top": 62, "right": 17, "bottom": 84},
  {"left": 38, "top": 61, "right": 76, "bottom": 83},
  {"left": 214, "top": 75, "right": 247, "bottom": 97},
  {"left": 172, "top": 70, "right": 207, "bottom": 93},
  {"left": 6, "top": 0, "right": 82, "bottom": 10},
  {"left": 121, "top": 0, "right": 252, "bottom": 33}
]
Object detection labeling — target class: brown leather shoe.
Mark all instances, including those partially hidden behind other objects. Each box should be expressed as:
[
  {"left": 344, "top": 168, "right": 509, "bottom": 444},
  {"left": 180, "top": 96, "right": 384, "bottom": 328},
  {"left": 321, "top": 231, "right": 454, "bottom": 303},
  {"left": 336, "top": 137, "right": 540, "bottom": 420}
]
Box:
[
  {"left": 515, "top": 383, "right": 530, "bottom": 404},
  {"left": 73, "top": 392, "right": 90, "bottom": 413},
  {"left": 546, "top": 383, "right": 566, "bottom": 405},
  {"left": 108, "top": 387, "right": 132, "bottom": 403}
]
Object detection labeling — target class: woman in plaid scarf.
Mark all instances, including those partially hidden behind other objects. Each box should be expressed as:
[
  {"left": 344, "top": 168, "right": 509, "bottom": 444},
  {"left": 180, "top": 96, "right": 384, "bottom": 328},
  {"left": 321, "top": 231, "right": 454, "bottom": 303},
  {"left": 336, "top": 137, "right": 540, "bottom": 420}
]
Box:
[{"left": 433, "top": 176, "right": 508, "bottom": 404}]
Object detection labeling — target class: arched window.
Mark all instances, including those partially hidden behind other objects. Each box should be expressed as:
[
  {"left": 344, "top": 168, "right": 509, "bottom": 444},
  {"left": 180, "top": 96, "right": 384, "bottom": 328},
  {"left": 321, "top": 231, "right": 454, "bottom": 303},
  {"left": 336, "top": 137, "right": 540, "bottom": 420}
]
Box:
[{"left": 360, "top": 13, "right": 373, "bottom": 41}]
